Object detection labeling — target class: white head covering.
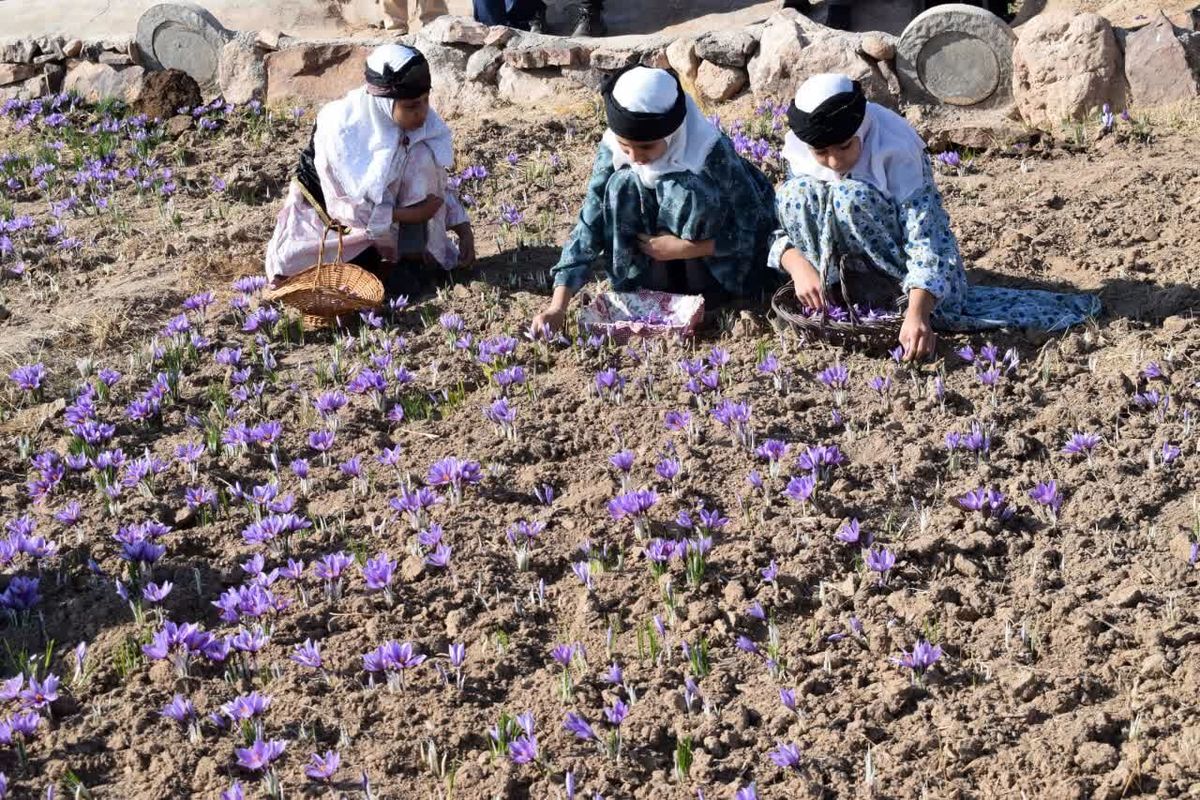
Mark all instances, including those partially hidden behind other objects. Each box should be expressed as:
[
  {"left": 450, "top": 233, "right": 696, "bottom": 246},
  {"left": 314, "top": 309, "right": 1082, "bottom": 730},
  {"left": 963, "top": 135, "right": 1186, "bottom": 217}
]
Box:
[
  {"left": 601, "top": 67, "right": 722, "bottom": 189},
  {"left": 781, "top": 73, "right": 927, "bottom": 201},
  {"left": 313, "top": 44, "right": 453, "bottom": 209}
]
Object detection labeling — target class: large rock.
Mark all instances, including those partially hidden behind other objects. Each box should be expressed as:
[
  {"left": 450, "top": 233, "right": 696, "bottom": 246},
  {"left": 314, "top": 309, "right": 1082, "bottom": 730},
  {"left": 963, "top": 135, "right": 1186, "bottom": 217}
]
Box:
[
  {"left": 503, "top": 35, "right": 590, "bottom": 69},
  {"left": 218, "top": 33, "right": 266, "bottom": 105},
  {"left": 496, "top": 63, "right": 589, "bottom": 107},
  {"left": 265, "top": 43, "right": 371, "bottom": 107},
  {"left": 134, "top": 68, "right": 201, "bottom": 119},
  {"left": 0, "top": 39, "right": 39, "bottom": 64},
  {"left": 693, "top": 30, "right": 758, "bottom": 68},
  {"left": 695, "top": 60, "right": 747, "bottom": 102},
  {"left": 420, "top": 15, "right": 489, "bottom": 47},
  {"left": 1012, "top": 11, "right": 1126, "bottom": 129},
  {"left": 896, "top": 4, "right": 1016, "bottom": 108},
  {"left": 465, "top": 45, "right": 504, "bottom": 84},
  {"left": 666, "top": 37, "right": 701, "bottom": 84},
  {"left": 135, "top": 2, "right": 233, "bottom": 91},
  {"left": 748, "top": 12, "right": 891, "bottom": 105},
  {"left": 1124, "top": 13, "right": 1200, "bottom": 107},
  {"left": 63, "top": 62, "right": 146, "bottom": 103},
  {"left": 590, "top": 47, "right": 639, "bottom": 71},
  {"left": 0, "top": 64, "right": 38, "bottom": 87}
]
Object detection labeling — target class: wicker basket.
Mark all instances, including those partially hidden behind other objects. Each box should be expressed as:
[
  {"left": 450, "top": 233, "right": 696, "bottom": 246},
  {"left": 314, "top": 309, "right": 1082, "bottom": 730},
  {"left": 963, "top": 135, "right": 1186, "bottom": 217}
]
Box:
[
  {"left": 771, "top": 254, "right": 905, "bottom": 347},
  {"left": 264, "top": 225, "right": 384, "bottom": 326}
]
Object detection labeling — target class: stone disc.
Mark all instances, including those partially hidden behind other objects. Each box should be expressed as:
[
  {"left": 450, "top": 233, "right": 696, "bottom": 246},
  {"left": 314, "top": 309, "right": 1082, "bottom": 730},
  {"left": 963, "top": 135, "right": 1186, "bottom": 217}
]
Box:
[
  {"left": 896, "top": 3, "right": 1015, "bottom": 108},
  {"left": 135, "top": 2, "right": 232, "bottom": 90}
]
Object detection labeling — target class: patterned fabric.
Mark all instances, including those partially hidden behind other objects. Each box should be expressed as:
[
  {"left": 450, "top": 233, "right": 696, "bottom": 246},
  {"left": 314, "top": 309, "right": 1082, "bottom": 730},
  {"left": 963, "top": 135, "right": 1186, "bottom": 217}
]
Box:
[
  {"left": 553, "top": 136, "right": 777, "bottom": 297},
  {"left": 770, "top": 158, "right": 1101, "bottom": 332}
]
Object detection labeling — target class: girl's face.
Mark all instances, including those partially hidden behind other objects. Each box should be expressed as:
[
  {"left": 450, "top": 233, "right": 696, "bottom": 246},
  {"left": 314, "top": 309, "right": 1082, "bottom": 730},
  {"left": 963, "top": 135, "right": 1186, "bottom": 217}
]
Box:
[
  {"left": 809, "top": 135, "right": 862, "bottom": 175},
  {"left": 391, "top": 94, "right": 430, "bottom": 132},
  {"left": 614, "top": 136, "right": 669, "bottom": 165}
]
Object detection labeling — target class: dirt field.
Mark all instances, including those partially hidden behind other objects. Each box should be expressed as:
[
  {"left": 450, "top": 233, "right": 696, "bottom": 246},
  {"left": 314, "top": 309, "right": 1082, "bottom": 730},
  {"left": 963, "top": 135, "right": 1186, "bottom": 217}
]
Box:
[{"left": 0, "top": 89, "right": 1198, "bottom": 800}]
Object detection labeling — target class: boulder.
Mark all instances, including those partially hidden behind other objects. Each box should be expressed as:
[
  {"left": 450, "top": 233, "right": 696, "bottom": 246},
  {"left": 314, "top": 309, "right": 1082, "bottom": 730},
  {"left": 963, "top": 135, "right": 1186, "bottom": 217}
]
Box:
[
  {"left": 63, "top": 39, "right": 84, "bottom": 59},
  {"left": 497, "top": 63, "right": 589, "bottom": 106},
  {"left": 421, "top": 15, "right": 489, "bottom": 47},
  {"left": 503, "top": 36, "right": 589, "bottom": 69},
  {"left": 62, "top": 62, "right": 145, "bottom": 103},
  {"left": 1012, "top": 12, "right": 1126, "bottom": 129},
  {"left": 465, "top": 45, "right": 504, "bottom": 84},
  {"left": 590, "top": 47, "right": 639, "bottom": 71},
  {"left": 98, "top": 52, "right": 137, "bottom": 67},
  {"left": 265, "top": 43, "right": 372, "bottom": 107},
  {"left": 859, "top": 33, "right": 897, "bottom": 62},
  {"left": 0, "top": 39, "right": 39, "bottom": 64},
  {"left": 134, "top": 68, "right": 202, "bottom": 119},
  {"left": 695, "top": 60, "right": 747, "bottom": 102},
  {"left": 1124, "top": 13, "right": 1200, "bottom": 107},
  {"left": 218, "top": 33, "right": 267, "bottom": 105},
  {"left": 256, "top": 29, "right": 284, "bottom": 51},
  {"left": 693, "top": 30, "right": 758, "bottom": 68},
  {"left": 640, "top": 48, "right": 671, "bottom": 70},
  {"left": 799, "top": 36, "right": 891, "bottom": 104},
  {"left": 0, "top": 64, "right": 38, "bottom": 87},
  {"left": 666, "top": 37, "right": 701, "bottom": 84},
  {"left": 485, "top": 26, "right": 516, "bottom": 48},
  {"left": 747, "top": 14, "right": 805, "bottom": 98}
]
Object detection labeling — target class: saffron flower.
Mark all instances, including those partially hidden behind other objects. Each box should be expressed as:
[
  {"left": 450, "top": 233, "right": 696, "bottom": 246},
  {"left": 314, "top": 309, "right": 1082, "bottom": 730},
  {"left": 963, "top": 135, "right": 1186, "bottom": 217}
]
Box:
[
  {"left": 891, "top": 639, "right": 944, "bottom": 678},
  {"left": 564, "top": 712, "right": 597, "bottom": 741},
  {"left": 769, "top": 741, "right": 802, "bottom": 770},
  {"left": 1063, "top": 431, "right": 1101, "bottom": 460},
  {"left": 235, "top": 738, "right": 287, "bottom": 772},
  {"left": 304, "top": 750, "right": 340, "bottom": 782},
  {"left": 1028, "top": 480, "right": 1063, "bottom": 520},
  {"left": 291, "top": 640, "right": 323, "bottom": 670},
  {"left": 865, "top": 547, "right": 896, "bottom": 583},
  {"left": 426, "top": 457, "right": 482, "bottom": 503}
]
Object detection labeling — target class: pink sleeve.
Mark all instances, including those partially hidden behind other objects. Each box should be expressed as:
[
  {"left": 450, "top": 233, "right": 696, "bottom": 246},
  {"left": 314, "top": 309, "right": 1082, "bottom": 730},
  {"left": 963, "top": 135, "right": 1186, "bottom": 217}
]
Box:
[{"left": 318, "top": 155, "right": 395, "bottom": 238}]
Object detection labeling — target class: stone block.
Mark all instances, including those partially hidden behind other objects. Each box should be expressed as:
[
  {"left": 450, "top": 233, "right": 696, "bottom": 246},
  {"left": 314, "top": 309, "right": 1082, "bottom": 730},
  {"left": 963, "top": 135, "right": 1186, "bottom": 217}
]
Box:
[
  {"left": 666, "top": 37, "right": 700, "bottom": 84},
  {"left": 265, "top": 43, "right": 372, "bottom": 107},
  {"left": 747, "top": 14, "right": 804, "bottom": 98},
  {"left": 1012, "top": 11, "right": 1126, "bottom": 129},
  {"left": 465, "top": 45, "right": 504, "bottom": 84},
  {"left": 485, "top": 27, "right": 516, "bottom": 48},
  {"left": 897, "top": 4, "right": 1016, "bottom": 108},
  {"left": 590, "top": 47, "right": 639, "bottom": 71},
  {"left": 859, "top": 32, "right": 897, "bottom": 62},
  {"left": 99, "top": 52, "right": 137, "bottom": 67},
  {"left": 640, "top": 48, "right": 671, "bottom": 70},
  {"left": 0, "top": 39, "right": 39, "bottom": 64},
  {"left": 218, "top": 33, "right": 266, "bottom": 105},
  {"left": 63, "top": 40, "right": 84, "bottom": 59},
  {"left": 695, "top": 60, "right": 747, "bottom": 102},
  {"left": 1124, "top": 12, "right": 1200, "bottom": 106},
  {"left": 422, "top": 16, "right": 489, "bottom": 47},
  {"left": 693, "top": 30, "right": 758, "bottom": 68},
  {"left": 497, "top": 63, "right": 589, "bottom": 106},
  {"left": 0, "top": 63, "right": 38, "bottom": 87},
  {"left": 504, "top": 39, "right": 589, "bottom": 69},
  {"left": 63, "top": 62, "right": 145, "bottom": 104}
]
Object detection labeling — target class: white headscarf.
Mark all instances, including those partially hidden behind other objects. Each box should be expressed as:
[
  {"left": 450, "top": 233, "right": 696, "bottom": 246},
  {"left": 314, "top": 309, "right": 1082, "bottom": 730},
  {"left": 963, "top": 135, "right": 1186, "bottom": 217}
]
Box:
[
  {"left": 313, "top": 44, "right": 454, "bottom": 210},
  {"left": 601, "top": 67, "right": 722, "bottom": 189},
  {"left": 781, "top": 73, "right": 928, "bottom": 202}
]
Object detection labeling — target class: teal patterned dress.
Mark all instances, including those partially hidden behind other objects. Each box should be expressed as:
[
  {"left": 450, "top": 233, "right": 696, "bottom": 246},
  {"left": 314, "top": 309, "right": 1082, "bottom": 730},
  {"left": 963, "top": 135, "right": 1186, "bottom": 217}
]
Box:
[
  {"left": 769, "top": 158, "right": 1101, "bottom": 331},
  {"left": 552, "top": 136, "right": 777, "bottom": 297}
]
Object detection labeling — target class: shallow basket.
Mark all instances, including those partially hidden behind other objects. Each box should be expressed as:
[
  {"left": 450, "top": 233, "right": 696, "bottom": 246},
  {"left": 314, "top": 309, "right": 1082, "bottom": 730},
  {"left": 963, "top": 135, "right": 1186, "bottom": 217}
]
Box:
[
  {"left": 771, "top": 283, "right": 903, "bottom": 347},
  {"left": 580, "top": 290, "right": 705, "bottom": 345},
  {"left": 264, "top": 226, "right": 384, "bottom": 324}
]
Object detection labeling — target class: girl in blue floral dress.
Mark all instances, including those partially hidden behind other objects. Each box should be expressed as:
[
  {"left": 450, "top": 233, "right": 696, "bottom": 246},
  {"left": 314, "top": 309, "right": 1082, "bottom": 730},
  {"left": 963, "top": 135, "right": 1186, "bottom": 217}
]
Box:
[
  {"left": 533, "top": 67, "right": 777, "bottom": 333},
  {"left": 771, "top": 73, "right": 1100, "bottom": 361}
]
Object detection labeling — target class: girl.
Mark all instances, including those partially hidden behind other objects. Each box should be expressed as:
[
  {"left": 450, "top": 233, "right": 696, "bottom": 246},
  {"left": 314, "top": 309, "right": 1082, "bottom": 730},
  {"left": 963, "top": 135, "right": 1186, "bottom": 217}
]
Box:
[
  {"left": 772, "top": 73, "right": 1099, "bottom": 360},
  {"left": 534, "top": 67, "right": 776, "bottom": 332},
  {"left": 265, "top": 44, "right": 475, "bottom": 298}
]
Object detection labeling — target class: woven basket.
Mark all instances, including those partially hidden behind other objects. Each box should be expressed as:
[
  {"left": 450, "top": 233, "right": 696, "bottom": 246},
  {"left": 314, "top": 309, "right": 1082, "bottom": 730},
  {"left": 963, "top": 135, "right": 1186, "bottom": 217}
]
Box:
[
  {"left": 265, "top": 225, "right": 384, "bottom": 325},
  {"left": 771, "top": 254, "right": 904, "bottom": 347}
]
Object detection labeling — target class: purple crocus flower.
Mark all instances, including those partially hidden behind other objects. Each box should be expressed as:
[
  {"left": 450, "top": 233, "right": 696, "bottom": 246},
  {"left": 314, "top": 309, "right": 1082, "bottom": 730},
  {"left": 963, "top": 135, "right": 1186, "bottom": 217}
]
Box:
[
  {"left": 769, "top": 741, "right": 802, "bottom": 769},
  {"left": 891, "top": 639, "right": 944, "bottom": 676},
  {"left": 160, "top": 694, "right": 197, "bottom": 725},
  {"left": 605, "top": 698, "right": 628, "bottom": 726},
  {"left": 291, "top": 639, "right": 323, "bottom": 670},
  {"left": 564, "top": 712, "right": 597, "bottom": 741},
  {"left": 1063, "top": 431, "right": 1101, "bottom": 458},
  {"left": 9, "top": 363, "right": 46, "bottom": 392},
  {"left": 865, "top": 547, "right": 896, "bottom": 582},
  {"left": 304, "top": 750, "right": 340, "bottom": 782},
  {"left": 509, "top": 734, "right": 539, "bottom": 765},
  {"left": 835, "top": 518, "right": 869, "bottom": 546},
  {"left": 19, "top": 674, "right": 58, "bottom": 710},
  {"left": 235, "top": 738, "right": 287, "bottom": 772},
  {"left": 735, "top": 783, "right": 759, "bottom": 800}
]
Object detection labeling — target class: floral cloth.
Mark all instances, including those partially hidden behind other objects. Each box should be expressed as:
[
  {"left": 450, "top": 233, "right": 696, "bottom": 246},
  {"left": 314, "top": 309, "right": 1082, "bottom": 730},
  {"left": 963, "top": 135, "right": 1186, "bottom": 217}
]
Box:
[
  {"left": 769, "top": 158, "right": 1101, "bottom": 331},
  {"left": 552, "top": 136, "right": 777, "bottom": 297}
]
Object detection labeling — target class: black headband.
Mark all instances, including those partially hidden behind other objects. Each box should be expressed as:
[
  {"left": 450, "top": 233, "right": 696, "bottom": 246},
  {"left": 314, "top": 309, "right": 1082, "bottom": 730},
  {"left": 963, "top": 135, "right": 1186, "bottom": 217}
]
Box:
[
  {"left": 365, "top": 51, "right": 432, "bottom": 100},
  {"left": 787, "top": 83, "right": 866, "bottom": 149},
  {"left": 602, "top": 69, "right": 688, "bottom": 143}
]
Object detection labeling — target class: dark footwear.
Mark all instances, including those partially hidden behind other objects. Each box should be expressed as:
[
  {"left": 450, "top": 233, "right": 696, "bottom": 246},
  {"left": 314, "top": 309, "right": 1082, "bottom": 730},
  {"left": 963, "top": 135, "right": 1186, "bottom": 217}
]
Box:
[
  {"left": 528, "top": 8, "right": 548, "bottom": 34},
  {"left": 782, "top": 0, "right": 812, "bottom": 10},
  {"left": 571, "top": 4, "right": 607, "bottom": 37}
]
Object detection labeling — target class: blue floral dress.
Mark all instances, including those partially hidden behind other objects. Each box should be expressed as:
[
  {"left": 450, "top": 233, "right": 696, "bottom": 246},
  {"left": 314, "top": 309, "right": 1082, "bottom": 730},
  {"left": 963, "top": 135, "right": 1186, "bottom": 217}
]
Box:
[
  {"left": 769, "top": 159, "right": 1101, "bottom": 331},
  {"left": 553, "top": 137, "right": 777, "bottom": 297}
]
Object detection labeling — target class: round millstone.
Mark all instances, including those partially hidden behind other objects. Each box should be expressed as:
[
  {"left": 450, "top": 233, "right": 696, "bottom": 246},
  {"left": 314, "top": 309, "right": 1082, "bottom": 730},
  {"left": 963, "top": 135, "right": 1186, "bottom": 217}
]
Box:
[
  {"left": 135, "top": 2, "right": 232, "bottom": 90},
  {"left": 896, "top": 3, "right": 1015, "bottom": 108}
]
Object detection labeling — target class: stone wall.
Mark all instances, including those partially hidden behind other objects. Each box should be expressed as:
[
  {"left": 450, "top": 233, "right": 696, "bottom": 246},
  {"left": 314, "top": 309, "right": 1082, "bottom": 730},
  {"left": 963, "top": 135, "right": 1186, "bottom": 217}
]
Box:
[{"left": 3, "top": 4, "right": 1199, "bottom": 136}]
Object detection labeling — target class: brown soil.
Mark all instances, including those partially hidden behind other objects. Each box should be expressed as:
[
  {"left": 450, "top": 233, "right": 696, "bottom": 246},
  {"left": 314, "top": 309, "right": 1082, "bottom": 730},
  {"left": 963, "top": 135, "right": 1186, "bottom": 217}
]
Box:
[{"left": 0, "top": 95, "right": 1198, "bottom": 800}]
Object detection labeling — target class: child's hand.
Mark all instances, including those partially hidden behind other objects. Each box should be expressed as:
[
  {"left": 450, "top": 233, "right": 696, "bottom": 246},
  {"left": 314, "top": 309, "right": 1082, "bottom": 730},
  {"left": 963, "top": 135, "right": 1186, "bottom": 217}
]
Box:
[
  {"left": 532, "top": 306, "right": 566, "bottom": 334},
  {"left": 637, "top": 233, "right": 692, "bottom": 262},
  {"left": 456, "top": 226, "right": 476, "bottom": 269},
  {"left": 781, "top": 248, "right": 824, "bottom": 311},
  {"left": 899, "top": 289, "right": 938, "bottom": 361}
]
